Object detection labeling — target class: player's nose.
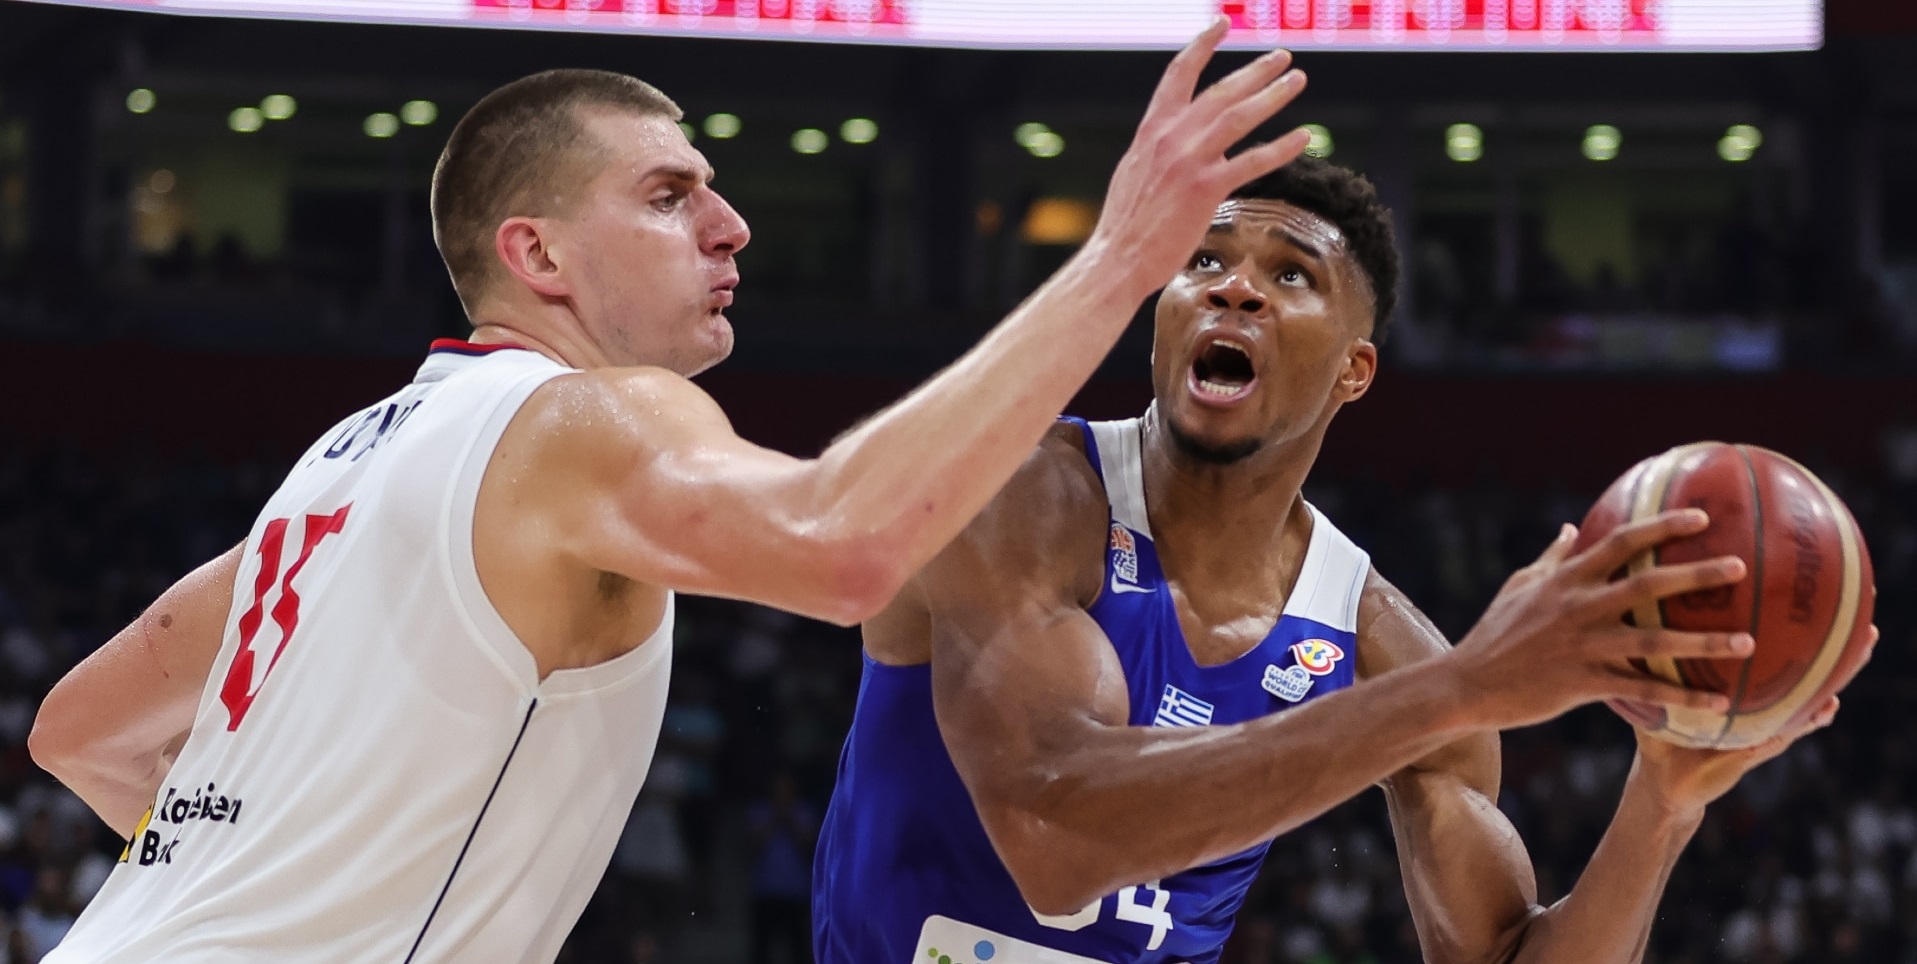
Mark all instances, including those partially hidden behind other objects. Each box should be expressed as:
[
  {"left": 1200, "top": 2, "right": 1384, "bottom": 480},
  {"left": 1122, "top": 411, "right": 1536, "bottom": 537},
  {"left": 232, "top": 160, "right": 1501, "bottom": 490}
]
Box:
[
  {"left": 704, "top": 190, "right": 751, "bottom": 256},
  {"left": 1204, "top": 272, "right": 1266, "bottom": 315}
]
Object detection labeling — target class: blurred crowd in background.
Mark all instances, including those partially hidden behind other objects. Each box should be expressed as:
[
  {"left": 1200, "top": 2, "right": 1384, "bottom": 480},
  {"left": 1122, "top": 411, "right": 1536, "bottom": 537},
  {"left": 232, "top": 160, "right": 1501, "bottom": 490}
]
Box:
[
  {"left": 0, "top": 433, "right": 1908, "bottom": 963},
  {"left": 1, "top": 6, "right": 1914, "bottom": 960}
]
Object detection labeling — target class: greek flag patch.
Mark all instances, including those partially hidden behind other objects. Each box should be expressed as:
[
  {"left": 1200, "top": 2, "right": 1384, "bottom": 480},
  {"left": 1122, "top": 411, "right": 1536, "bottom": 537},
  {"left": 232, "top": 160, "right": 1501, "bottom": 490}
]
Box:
[{"left": 1153, "top": 684, "right": 1215, "bottom": 728}]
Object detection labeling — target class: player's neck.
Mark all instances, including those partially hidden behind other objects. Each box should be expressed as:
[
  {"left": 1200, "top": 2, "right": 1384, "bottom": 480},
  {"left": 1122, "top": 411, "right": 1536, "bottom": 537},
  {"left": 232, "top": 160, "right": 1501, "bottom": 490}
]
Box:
[
  {"left": 1139, "top": 408, "right": 1323, "bottom": 590},
  {"left": 467, "top": 321, "right": 606, "bottom": 370}
]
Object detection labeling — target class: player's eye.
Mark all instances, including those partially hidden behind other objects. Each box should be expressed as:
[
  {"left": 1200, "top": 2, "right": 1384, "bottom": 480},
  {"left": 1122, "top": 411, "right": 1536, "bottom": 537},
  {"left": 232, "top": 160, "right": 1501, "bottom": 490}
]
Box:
[
  {"left": 652, "top": 190, "right": 688, "bottom": 212},
  {"left": 1278, "top": 266, "right": 1311, "bottom": 288},
  {"left": 1190, "top": 251, "right": 1224, "bottom": 272}
]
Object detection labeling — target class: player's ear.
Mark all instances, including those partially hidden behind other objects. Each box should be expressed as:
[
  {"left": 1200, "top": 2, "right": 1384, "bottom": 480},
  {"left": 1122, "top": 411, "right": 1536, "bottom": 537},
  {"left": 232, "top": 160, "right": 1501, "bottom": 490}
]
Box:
[
  {"left": 1338, "top": 338, "right": 1377, "bottom": 404},
  {"left": 495, "top": 216, "right": 571, "bottom": 299}
]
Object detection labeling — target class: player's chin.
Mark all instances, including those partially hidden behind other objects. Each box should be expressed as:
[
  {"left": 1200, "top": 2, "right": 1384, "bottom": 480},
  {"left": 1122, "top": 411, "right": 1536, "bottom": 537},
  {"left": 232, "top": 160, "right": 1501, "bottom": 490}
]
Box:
[
  {"left": 1162, "top": 403, "right": 1264, "bottom": 465},
  {"left": 681, "top": 312, "right": 734, "bottom": 377}
]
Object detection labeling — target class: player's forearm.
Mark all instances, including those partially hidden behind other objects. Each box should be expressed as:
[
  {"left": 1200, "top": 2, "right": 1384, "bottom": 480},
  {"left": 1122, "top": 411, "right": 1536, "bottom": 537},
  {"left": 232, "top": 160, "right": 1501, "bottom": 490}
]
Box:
[
  {"left": 809, "top": 243, "right": 1144, "bottom": 592},
  {"left": 996, "top": 660, "right": 1486, "bottom": 912},
  {"left": 1505, "top": 761, "right": 1703, "bottom": 964}
]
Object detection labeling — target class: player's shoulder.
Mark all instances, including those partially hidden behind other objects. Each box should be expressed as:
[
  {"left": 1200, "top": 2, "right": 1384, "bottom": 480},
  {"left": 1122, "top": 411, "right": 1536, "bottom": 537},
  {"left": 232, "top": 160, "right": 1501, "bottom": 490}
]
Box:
[
  {"left": 1353, "top": 567, "right": 1452, "bottom": 680},
  {"left": 513, "top": 366, "right": 724, "bottom": 453},
  {"left": 908, "top": 421, "right": 1109, "bottom": 611},
  {"left": 536, "top": 365, "right": 715, "bottom": 416},
  {"left": 984, "top": 421, "right": 1108, "bottom": 540}
]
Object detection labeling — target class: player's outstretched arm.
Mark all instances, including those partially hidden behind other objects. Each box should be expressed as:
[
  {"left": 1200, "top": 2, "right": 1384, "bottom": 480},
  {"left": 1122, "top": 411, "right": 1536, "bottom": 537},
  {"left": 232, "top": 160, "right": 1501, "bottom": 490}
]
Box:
[
  {"left": 1368, "top": 567, "right": 1876, "bottom": 964},
  {"left": 29, "top": 544, "right": 242, "bottom": 837},
  {"left": 919, "top": 455, "right": 1756, "bottom": 915},
  {"left": 508, "top": 24, "right": 1316, "bottom": 627}
]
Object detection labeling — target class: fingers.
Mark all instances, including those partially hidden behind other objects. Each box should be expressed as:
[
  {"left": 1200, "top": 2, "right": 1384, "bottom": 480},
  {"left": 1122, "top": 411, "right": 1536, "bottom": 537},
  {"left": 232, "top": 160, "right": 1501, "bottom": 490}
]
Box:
[
  {"left": 1187, "top": 48, "right": 1297, "bottom": 133},
  {"left": 1764, "top": 695, "right": 1842, "bottom": 751},
  {"left": 1569, "top": 508, "right": 1711, "bottom": 580},
  {"left": 1537, "top": 523, "right": 1579, "bottom": 567},
  {"left": 1602, "top": 670, "right": 1732, "bottom": 713},
  {"left": 1142, "top": 17, "right": 1232, "bottom": 128},
  {"left": 1586, "top": 555, "right": 1747, "bottom": 615},
  {"left": 1197, "top": 69, "right": 1309, "bottom": 160},
  {"left": 1216, "top": 126, "right": 1313, "bottom": 190},
  {"left": 1596, "top": 627, "right": 1754, "bottom": 662},
  {"left": 1811, "top": 695, "right": 1840, "bottom": 728}
]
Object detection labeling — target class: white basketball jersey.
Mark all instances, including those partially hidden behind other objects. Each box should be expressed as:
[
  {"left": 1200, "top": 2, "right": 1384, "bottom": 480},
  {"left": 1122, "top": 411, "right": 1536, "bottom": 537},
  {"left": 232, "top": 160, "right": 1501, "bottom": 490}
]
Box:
[{"left": 49, "top": 342, "right": 675, "bottom": 963}]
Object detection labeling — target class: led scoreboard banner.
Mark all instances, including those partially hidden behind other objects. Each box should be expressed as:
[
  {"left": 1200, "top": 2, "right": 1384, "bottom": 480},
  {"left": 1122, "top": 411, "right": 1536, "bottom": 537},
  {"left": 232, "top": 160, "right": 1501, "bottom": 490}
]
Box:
[{"left": 28, "top": 0, "right": 1823, "bottom": 50}]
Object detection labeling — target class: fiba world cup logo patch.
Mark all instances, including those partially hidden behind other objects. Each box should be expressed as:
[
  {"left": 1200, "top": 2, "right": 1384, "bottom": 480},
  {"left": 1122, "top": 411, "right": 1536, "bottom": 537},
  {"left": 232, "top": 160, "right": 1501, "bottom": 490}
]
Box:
[
  {"left": 1289, "top": 638, "right": 1346, "bottom": 676},
  {"left": 1110, "top": 523, "right": 1140, "bottom": 585}
]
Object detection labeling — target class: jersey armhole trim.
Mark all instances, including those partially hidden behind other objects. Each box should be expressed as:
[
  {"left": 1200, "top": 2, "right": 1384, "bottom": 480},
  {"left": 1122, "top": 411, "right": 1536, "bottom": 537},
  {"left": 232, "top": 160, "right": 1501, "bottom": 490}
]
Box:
[
  {"left": 439, "top": 363, "right": 571, "bottom": 691},
  {"left": 1279, "top": 503, "right": 1371, "bottom": 634},
  {"left": 1059, "top": 416, "right": 1105, "bottom": 486}
]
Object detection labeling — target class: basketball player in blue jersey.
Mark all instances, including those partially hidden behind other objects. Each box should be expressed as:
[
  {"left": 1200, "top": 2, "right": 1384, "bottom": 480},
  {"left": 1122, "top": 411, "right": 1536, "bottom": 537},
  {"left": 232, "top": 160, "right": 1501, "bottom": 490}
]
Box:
[{"left": 814, "top": 158, "right": 1870, "bottom": 964}]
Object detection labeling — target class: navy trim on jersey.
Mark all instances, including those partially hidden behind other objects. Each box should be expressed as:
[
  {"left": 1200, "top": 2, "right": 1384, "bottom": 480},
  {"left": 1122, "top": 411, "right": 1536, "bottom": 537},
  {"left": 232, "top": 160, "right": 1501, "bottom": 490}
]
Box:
[{"left": 403, "top": 699, "right": 539, "bottom": 962}]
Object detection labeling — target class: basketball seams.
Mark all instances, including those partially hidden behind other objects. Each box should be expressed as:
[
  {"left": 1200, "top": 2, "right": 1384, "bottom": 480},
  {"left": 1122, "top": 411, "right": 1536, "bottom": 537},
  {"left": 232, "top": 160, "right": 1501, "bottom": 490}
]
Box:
[
  {"left": 1644, "top": 444, "right": 1740, "bottom": 745},
  {"left": 1712, "top": 446, "right": 1766, "bottom": 747},
  {"left": 1721, "top": 455, "right": 1865, "bottom": 745}
]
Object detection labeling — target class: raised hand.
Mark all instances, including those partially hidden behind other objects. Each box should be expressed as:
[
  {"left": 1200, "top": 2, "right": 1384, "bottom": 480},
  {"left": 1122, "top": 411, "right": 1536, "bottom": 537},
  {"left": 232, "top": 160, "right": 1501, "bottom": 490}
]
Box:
[
  {"left": 1090, "top": 18, "right": 1314, "bottom": 304},
  {"left": 1443, "top": 509, "right": 1756, "bottom": 730}
]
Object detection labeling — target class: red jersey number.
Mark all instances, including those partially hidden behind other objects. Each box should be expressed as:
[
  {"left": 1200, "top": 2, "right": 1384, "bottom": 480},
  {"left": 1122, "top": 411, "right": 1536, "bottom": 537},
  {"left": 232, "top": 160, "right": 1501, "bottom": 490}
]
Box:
[{"left": 220, "top": 505, "right": 352, "bottom": 731}]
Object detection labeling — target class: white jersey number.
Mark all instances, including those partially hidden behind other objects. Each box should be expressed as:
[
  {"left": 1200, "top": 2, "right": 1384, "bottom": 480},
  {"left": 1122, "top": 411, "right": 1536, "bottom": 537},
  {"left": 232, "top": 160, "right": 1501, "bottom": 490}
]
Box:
[{"left": 1031, "top": 880, "right": 1175, "bottom": 950}]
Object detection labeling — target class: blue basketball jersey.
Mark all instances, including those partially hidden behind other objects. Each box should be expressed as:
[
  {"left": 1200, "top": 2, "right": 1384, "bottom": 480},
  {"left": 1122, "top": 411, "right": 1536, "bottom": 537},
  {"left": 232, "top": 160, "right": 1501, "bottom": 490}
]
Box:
[{"left": 813, "top": 416, "right": 1370, "bottom": 964}]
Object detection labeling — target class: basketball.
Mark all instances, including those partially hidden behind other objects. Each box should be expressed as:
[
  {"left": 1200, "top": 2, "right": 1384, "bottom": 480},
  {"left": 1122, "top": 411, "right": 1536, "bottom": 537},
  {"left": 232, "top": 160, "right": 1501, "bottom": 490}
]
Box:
[{"left": 1575, "top": 443, "right": 1876, "bottom": 750}]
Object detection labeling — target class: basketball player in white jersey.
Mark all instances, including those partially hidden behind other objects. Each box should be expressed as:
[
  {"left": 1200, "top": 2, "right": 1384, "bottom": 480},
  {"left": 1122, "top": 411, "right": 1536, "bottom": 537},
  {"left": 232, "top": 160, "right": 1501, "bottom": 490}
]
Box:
[{"left": 27, "top": 22, "right": 1321, "bottom": 961}]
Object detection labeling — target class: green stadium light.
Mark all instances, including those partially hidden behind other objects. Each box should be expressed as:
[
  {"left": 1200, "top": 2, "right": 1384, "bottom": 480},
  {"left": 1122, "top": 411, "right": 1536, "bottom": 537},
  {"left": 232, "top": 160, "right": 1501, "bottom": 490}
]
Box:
[
  {"left": 228, "top": 107, "right": 265, "bottom": 133},
  {"left": 791, "top": 128, "right": 829, "bottom": 155},
  {"left": 1583, "top": 124, "right": 1621, "bottom": 161},
  {"left": 364, "top": 112, "right": 400, "bottom": 139},
  {"left": 1445, "top": 123, "right": 1483, "bottom": 163},
  {"left": 840, "top": 118, "right": 879, "bottom": 144},
  {"left": 1303, "top": 124, "right": 1334, "bottom": 158},
  {"left": 401, "top": 100, "right": 438, "bottom": 126}
]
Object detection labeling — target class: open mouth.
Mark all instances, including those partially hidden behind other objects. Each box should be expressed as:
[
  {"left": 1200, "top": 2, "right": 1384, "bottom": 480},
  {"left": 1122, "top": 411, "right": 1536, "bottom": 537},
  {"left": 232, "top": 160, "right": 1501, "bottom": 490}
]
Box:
[{"left": 1188, "top": 337, "right": 1258, "bottom": 403}]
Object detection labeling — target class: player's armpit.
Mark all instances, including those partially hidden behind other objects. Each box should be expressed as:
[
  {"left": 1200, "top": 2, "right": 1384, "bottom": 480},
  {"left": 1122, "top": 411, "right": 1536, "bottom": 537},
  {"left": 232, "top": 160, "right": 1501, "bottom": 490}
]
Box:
[{"left": 30, "top": 543, "right": 242, "bottom": 837}]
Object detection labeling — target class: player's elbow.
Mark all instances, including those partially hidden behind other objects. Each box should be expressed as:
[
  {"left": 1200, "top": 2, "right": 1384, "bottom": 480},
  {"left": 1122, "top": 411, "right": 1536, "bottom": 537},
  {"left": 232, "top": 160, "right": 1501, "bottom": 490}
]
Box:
[
  {"left": 978, "top": 803, "right": 1113, "bottom": 917},
  {"left": 807, "top": 529, "right": 909, "bottom": 626},
  {"left": 27, "top": 695, "right": 86, "bottom": 779},
  {"left": 1016, "top": 868, "right": 1107, "bottom": 921}
]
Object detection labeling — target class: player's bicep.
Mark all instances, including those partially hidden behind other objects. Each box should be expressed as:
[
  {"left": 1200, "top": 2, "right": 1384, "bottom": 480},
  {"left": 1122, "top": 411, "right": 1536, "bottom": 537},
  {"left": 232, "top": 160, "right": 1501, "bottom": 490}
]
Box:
[
  {"left": 920, "top": 467, "right": 1125, "bottom": 809},
  {"left": 536, "top": 370, "right": 885, "bottom": 623}
]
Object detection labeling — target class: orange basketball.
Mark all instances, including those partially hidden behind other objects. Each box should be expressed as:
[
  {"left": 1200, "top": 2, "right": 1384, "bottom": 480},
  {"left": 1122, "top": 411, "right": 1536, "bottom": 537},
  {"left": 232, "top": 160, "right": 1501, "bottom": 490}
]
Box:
[{"left": 1574, "top": 443, "right": 1876, "bottom": 750}]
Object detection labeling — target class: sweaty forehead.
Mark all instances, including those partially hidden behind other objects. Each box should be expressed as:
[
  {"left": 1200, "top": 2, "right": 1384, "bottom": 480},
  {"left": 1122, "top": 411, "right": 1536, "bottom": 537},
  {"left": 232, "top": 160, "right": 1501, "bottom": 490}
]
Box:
[
  {"left": 1208, "top": 198, "right": 1348, "bottom": 258},
  {"left": 583, "top": 110, "right": 711, "bottom": 182}
]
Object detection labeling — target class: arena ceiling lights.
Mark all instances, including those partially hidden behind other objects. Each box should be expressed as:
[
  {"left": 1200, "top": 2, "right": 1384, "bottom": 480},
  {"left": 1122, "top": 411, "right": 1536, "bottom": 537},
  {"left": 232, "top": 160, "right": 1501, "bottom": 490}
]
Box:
[{"left": 19, "top": 0, "right": 1820, "bottom": 52}]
